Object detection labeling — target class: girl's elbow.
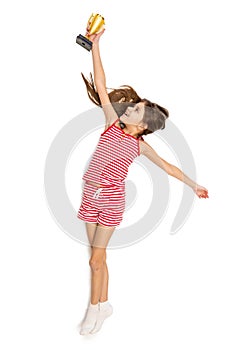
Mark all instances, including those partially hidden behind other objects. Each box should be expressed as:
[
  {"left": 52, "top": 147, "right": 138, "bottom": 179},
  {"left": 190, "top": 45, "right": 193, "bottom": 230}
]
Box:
[{"left": 164, "top": 165, "right": 173, "bottom": 176}]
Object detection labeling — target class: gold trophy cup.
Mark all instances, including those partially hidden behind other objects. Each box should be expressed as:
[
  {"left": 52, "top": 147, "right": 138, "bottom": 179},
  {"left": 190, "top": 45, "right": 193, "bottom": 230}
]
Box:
[{"left": 76, "top": 13, "right": 105, "bottom": 51}]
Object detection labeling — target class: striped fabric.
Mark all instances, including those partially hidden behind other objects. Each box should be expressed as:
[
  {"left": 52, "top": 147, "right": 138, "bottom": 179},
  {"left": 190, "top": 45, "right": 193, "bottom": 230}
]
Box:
[
  {"left": 77, "top": 182, "right": 126, "bottom": 227},
  {"left": 82, "top": 118, "right": 144, "bottom": 187},
  {"left": 77, "top": 118, "right": 144, "bottom": 226}
]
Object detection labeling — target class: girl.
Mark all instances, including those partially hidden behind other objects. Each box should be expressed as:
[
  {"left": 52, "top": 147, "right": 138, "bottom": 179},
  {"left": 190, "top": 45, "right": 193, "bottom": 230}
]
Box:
[{"left": 77, "top": 28, "right": 209, "bottom": 335}]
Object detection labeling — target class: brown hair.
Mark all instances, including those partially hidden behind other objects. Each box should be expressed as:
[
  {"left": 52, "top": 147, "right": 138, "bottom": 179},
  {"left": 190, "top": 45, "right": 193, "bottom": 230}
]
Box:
[{"left": 81, "top": 72, "right": 169, "bottom": 137}]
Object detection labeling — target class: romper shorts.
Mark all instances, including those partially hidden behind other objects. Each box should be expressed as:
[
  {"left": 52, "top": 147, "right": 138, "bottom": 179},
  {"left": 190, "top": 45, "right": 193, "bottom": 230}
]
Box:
[{"left": 77, "top": 181, "right": 126, "bottom": 227}]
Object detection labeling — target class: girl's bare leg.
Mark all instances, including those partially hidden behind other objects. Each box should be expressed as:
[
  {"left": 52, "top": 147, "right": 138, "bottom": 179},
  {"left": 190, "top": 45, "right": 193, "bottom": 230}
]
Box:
[
  {"left": 80, "top": 223, "right": 115, "bottom": 335},
  {"left": 99, "top": 250, "right": 109, "bottom": 302},
  {"left": 88, "top": 224, "right": 115, "bottom": 304},
  {"left": 85, "top": 223, "right": 111, "bottom": 303}
]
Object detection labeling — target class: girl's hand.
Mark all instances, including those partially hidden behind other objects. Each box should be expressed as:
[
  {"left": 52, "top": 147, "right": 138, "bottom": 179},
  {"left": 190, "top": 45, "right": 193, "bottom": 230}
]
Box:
[
  {"left": 85, "top": 27, "right": 105, "bottom": 44},
  {"left": 193, "top": 185, "right": 209, "bottom": 199}
]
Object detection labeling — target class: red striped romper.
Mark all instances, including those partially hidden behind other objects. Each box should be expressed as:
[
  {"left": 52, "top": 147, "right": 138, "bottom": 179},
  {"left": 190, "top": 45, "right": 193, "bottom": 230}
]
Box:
[{"left": 77, "top": 118, "right": 144, "bottom": 227}]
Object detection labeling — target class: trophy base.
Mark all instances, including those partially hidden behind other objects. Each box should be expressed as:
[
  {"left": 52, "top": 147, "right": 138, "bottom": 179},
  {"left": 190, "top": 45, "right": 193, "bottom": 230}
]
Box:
[{"left": 76, "top": 34, "right": 92, "bottom": 51}]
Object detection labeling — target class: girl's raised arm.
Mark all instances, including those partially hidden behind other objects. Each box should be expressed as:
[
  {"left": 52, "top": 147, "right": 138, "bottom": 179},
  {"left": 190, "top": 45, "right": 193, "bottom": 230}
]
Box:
[{"left": 87, "top": 29, "right": 118, "bottom": 126}]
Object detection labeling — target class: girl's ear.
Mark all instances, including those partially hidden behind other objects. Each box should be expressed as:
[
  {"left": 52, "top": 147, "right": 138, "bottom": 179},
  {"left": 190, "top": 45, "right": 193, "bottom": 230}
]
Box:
[{"left": 138, "top": 122, "right": 148, "bottom": 131}]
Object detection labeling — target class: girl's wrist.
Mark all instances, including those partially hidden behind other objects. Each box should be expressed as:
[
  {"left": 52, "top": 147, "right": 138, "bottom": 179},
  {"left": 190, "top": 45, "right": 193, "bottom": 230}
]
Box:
[
  {"left": 192, "top": 184, "right": 198, "bottom": 191},
  {"left": 92, "top": 41, "right": 100, "bottom": 48}
]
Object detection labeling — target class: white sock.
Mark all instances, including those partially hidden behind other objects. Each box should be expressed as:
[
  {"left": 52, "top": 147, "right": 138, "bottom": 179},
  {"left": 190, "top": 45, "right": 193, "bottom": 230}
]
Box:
[
  {"left": 90, "top": 300, "right": 113, "bottom": 334},
  {"left": 79, "top": 302, "right": 99, "bottom": 335}
]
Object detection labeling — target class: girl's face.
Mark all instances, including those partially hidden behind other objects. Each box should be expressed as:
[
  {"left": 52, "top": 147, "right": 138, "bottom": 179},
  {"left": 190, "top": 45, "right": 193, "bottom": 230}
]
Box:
[{"left": 120, "top": 102, "right": 146, "bottom": 127}]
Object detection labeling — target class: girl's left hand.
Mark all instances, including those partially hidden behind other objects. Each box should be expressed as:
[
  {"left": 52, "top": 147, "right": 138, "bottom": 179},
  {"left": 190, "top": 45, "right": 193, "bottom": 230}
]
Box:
[
  {"left": 193, "top": 185, "right": 209, "bottom": 199},
  {"left": 85, "top": 28, "right": 105, "bottom": 43}
]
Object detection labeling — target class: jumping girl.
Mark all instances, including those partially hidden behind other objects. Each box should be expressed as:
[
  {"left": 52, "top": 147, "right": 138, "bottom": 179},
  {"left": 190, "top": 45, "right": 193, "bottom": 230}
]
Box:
[{"left": 77, "top": 28, "right": 209, "bottom": 335}]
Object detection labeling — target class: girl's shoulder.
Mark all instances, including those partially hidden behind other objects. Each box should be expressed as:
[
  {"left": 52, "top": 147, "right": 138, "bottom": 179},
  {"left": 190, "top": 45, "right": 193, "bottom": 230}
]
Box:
[
  {"left": 139, "top": 139, "right": 155, "bottom": 156},
  {"left": 139, "top": 139, "right": 148, "bottom": 155}
]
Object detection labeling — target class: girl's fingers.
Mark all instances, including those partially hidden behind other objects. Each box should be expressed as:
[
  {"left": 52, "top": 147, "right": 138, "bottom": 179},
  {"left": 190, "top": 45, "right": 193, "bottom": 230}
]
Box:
[{"left": 96, "top": 30, "right": 105, "bottom": 37}]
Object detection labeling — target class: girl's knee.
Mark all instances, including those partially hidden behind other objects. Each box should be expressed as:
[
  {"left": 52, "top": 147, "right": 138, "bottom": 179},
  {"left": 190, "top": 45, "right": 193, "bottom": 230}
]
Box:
[{"left": 89, "top": 250, "right": 106, "bottom": 271}]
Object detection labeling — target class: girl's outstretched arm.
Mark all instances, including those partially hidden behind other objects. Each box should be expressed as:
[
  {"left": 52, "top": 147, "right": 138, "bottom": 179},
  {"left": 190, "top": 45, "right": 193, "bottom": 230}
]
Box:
[
  {"left": 86, "top": 28, "right": 118, "bottom": 126},
  {"left": 140, "top": 140, "right": 209, "bottom": 199}
]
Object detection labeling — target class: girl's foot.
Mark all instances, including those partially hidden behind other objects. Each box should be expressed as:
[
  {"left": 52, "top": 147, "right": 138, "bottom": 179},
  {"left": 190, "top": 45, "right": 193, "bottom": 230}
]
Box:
[
  {"left": 79, "top": 302, "right": 99, "bottom": 335},
  {"left": 90, "top": 301, "right": 113, "bottom": 334}
]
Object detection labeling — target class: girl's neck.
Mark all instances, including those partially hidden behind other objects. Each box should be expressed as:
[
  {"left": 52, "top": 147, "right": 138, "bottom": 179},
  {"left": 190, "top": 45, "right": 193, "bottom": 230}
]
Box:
[{"left": 117, "top": 120, "right": 139, "bottom": 139}]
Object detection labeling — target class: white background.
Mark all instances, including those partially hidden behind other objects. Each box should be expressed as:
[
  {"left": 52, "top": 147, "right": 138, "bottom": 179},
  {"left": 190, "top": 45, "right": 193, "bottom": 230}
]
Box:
[{"left": 1, "top": 0, "right": 242, "bottom": 348}]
